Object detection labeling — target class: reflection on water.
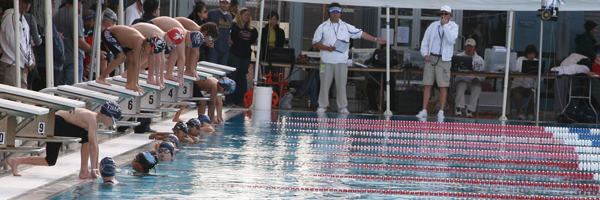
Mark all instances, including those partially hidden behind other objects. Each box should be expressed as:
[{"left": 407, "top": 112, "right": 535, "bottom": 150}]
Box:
[{"left": 52, "top": 112, "right": 600, "bottom": 199}]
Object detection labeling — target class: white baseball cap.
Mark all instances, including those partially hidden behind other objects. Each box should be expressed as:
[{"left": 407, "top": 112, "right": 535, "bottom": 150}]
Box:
[
  {"left": 441, "top": 5, "right": 452, "bottom": 13},
  {"left": 465, "top": 38, "right": 476, "bottom": 47}
]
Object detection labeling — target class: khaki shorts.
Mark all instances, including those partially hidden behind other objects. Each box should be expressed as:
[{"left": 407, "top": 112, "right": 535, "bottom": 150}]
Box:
[{"left": 422, "top": 56, "right": 451, "bottom": 87}]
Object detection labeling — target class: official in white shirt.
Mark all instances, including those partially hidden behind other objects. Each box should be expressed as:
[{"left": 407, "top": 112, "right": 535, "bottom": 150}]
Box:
[
  {"left": 125, "top": 0, "right": 145, "bottom": 26},
  {"left": 416, "top": 5, "right": 459, "bottom": 119},
  {"left": 312, "top": 2, "right": 386, "bottom": 114}
]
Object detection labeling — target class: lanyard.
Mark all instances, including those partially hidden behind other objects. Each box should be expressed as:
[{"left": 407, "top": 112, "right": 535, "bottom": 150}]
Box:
[{"left": 331, "top": 21, "right": 340, "bottom": 39}]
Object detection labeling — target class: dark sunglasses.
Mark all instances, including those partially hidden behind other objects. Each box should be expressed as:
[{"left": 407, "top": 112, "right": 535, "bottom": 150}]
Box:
[
  {"left": 441, "top": 13, "right": 450, "bottom": 16},
  {"left": 158, "top": 148, "right": 171, "bottom": 154}
]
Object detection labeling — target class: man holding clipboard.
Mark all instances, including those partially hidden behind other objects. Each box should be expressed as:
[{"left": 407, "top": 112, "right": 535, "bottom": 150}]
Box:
[{"left": 312, "top": 2, "right": 386, "bottom": 114}]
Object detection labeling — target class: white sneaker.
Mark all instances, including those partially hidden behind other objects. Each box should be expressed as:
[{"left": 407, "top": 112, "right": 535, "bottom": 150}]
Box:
[
  {"left": 316, "top": 107, "right": 327, "bottom": 113},
  {"left": 465, "top": 110, "right": 473, "bottom": 118},
  {"left": 416, "top": 109, "right": 428, "bottom": 118},
  {"left": 339, "top": 108, "right": 350, "bottom": 114},
  {"left": 437, "top": 110, "right": 445, "bottom": 119},
  {"left": 518, "top": 114, "right": 526, "bottom": 120},
  {"left": 527, "top": 114, "right": 534, "bottom": 121},
  {"left": 455, "top": 108, "right": 462, "bottom": 116}
]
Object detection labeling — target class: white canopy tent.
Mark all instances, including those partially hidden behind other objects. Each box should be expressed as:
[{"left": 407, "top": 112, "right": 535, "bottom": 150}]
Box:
[{"left": 251, "top": 0, "right": 600, "bottom": 123}]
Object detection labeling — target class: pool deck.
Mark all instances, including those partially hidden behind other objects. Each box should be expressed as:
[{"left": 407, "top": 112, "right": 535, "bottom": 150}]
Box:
[{"left": 0, "top": 108, "right": 242, "bottom": 200}]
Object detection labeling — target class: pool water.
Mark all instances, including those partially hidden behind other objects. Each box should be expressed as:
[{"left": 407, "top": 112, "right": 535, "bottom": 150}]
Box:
[{"left": 51, "top": 111, "right": 600, "bottom": 199}]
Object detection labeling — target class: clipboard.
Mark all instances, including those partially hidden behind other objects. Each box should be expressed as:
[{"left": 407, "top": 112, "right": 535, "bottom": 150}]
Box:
[{"left": 333, "top": 40, "right": 349, "bottom": 53}]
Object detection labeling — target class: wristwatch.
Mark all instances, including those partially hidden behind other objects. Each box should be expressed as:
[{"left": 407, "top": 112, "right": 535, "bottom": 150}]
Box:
[{"left": 374, "top": 37, "right": 377, "bottom": 42}]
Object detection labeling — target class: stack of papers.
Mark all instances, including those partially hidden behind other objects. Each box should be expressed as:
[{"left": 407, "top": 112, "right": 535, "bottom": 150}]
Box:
[{"left": 493, "top": 46, "right": 507, "bottom": 52}]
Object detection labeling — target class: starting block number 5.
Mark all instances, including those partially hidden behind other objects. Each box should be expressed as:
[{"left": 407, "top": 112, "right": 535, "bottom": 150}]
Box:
[
  {"left": 0, "top": 132, "right": 4, "bottom": 145},
  {"left": 38, "top": 122, "right": 46, "bottom": 135}
]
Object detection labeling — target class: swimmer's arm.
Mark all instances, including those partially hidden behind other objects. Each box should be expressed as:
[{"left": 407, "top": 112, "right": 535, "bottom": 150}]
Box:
[
  {"left": 216, "top": 96, "right": 223, "bottom": 124},
  {"left": 200, "top": 126, "right": 215, "bottom": 133},
  {"left": 149, "top": 132, "right": 171, "bottom": 140},
  {"left": 180, "top": 135, "right": 194, "bottom": 143}
]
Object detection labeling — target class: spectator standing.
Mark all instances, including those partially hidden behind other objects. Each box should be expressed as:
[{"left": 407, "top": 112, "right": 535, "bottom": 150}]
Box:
[
  {"left": 206, "top": 0, "right": 232, "bottom": 65},
  {"left": 53, "top": 0, "right": 93, "bottom": 85},
  {"left": 226, "top": 8, "right": 258, "bottom": 107},
  {"left": 229, "top": 0, "right": 239, "bottom": 20},
  {"left": 312, "top": 2, "right": 385, "bottom": 114},
  {"left": 260, "top": 11, "right": 285, "bottom": 75},
  {"left": 131, "top": 0, "right": 158, "bottom": 25},
  {"left": 575, "top": 21, "right": 599, "bottom": 63},
  {"left": 125, "top": 0, "right": 144, "bottom": 26},
  {"left": 0, "top": 0, "right": 35, "bottom": 88},
  {"left": 32, "top": 0, "right": 65, "bottom": 90},
  {"left": 454, "top": 38, "right": 484, "bottom": 118},
  {"left": 416, "top": 5, "right": 459, "bottom": 119},
  {"left": 187, "top": 0, "right": 208, "bottom": 26}
]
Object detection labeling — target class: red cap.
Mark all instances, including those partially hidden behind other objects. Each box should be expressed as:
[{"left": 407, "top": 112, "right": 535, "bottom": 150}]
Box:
[{"left": 167, "top": 28, "right": 184, "bottom": 45}]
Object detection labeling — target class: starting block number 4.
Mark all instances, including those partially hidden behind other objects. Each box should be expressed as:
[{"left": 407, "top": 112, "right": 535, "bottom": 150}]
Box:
[
  {"left": 38, "top": 122, "right": 46, "bottom": 135},
  {"left": 0, "top": 132, "right": 4, "bottom": 145}
]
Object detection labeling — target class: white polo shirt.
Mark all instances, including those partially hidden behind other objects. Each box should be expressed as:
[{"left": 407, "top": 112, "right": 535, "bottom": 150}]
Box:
[{"left": 312, "top": 19, "right": 363, "bottom": 64}]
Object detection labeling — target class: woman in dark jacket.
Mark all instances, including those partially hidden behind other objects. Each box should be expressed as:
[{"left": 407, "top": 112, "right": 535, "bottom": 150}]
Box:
[
  {"left": 187, "top": 1, "right": 210, "bottom": 61},
  {"left": 226, "top": 8, "right": 258, "bottom": 107},
  {"left": 260, "top": 11, "right": 286, "bottom": 75}
]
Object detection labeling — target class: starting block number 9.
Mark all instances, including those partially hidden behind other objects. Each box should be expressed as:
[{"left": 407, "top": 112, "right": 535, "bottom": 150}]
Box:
[
  {"left": 38, "top": 122, "right": 46, "bottom": 135},
  {"left": 0, "top": 132, "right": 4, "bottom": 145}
]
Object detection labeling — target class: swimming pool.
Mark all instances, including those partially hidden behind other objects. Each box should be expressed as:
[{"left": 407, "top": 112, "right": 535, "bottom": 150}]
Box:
[{"left": 51, "top": 110, "right": 600, "bottom": 199}]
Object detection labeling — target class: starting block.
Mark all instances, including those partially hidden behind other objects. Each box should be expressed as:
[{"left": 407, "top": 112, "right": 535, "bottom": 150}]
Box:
[
  {"left": 74, "top": 82, "right": 147, "bottom": 127},
  {"left": 40, "top": 85, "right": 119, "bottom": 105},
  {"left": 197, "top": 61, "right": 237, "bottom": 72},
  {"left": 0, "top": 98, "right": 48, "bottom": 154},
  {"left": 0, "top": 85, "right": 85, "bottom": 139}
]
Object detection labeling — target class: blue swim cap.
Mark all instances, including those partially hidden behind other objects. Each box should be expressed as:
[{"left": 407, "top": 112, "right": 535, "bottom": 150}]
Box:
[
  {"left": 198, "top": 114, "right": 211, "bottom": 124},
  {"left": 173, "top": 122, "right": 189, "bottom": 134},
  {"left": 101, "top": 101, "right": 122, "bottom": 120},
  {"left": 99, "top": 157, "right": 116, "bottom": 177},
  {"left": 137, "top": 151, "right": 158, "bottom": 172},
  {"left": 165, "top": 134, "right": 180, "bottom": 148},
  {"left": 159, "top": 141, "right": 175, "bottom": 156},
  {"left": 189, "top": 31, "right": 204, "bottom": 48},
  {"left": 218, "top": 77, "right": 236, "bottom": 94},
  {"left": 186, "top": 118, "right": 201, "bottom": 131}
]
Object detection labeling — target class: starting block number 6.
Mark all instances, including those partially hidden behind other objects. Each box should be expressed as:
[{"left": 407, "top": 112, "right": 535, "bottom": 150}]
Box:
[{"left": 0, "top": 132, "right": 4, "bottom": 145}]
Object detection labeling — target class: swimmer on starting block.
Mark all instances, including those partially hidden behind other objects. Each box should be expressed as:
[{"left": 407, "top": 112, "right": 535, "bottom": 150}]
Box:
[
  {"left": 175, "top": 17, "right": 219, "bottom": 79},
  {"left": 97, "top": 21, "right": 162, "bottom": 93},
  {"left": 8, "top": 102, "right": 122, "bottom": 179},
  {"left": 130, "top": 23, "right": 173, "bottom": 88}
]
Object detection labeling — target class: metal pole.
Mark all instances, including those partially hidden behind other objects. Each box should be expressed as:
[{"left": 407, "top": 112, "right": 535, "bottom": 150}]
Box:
[
  {"left": 92, "top": 0, "right": 103, "bottom": 81},
  {"left": 45, "top": 0, "right": 54, "bottom": 87},
  {"left": 499, "top": 10, "right": 514, "bottom": 121},
  {"left": 536, "top": 20, "right": 544, "bottom": 125},
  {"left": 384, "top": 6, "right": 392, "bottom": 116},
  {"left": 118, "top": 0, "right": 125, "bottom": 75},
  {"left": 250, "top": 0, "right": 266, "bottom": 110},
  {"left": 394, "top": 8, "right": 398, "bottom": 50},
  {"left": 73, "top": 0, "right": 79, "bottom": 83},
  {"left": 13, "top": 0, "right": 21, "bottom": 88}
]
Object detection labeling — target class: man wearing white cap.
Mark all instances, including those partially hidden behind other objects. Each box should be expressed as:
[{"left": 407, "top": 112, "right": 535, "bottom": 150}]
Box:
[
  {"left": 454, "top": 38, "right": 484, "bottom": 118},
  {"left": 417, "top": 5, "right": 459, "bottom": 119},
  {"left": 312, "top": 2, "right": 386, "bottom": 114}
]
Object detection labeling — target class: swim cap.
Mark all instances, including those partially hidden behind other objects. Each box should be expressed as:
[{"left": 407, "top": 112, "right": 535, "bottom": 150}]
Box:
[
  {"left": 186, "top": 118, "right": 202, "bottom": 131},
  {"left": 99, "top": 157, "right": 116, "bottom": 177},
  {"left": 103, "top": 9, "right": 117, "bottom": 22},
  {"left": 165, "top": 134, "right": 180, "bottom": 148},
  {"left": 101, "top": 101, "right": 122, "bottom": 126},
  {"left": 198, "top": 114, "right": 211, "bottom": 124},
  {"left": 137, "top": 151, "right": 158, "bottom": 172},
  {"left": 159, "top": 141, "right": 175, "bottom": 156},
  {"left": 167, "top": 28, "right": 185, "bottom": 45},
  {"left": 218, "top": 77, "right": 236, "bottom": 94},
  {"left": 147, "top": 36, "right": 166, "bottom": 54},
  {"left": 173, "top": 122, "right": 189, "bottom": 134},
  {"left": 189, "top": 31, "right": 204, "bottom": 48}
]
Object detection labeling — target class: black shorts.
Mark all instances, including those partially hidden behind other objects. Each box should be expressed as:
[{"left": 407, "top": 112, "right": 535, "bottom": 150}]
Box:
[
  {"left": 101, "top": 29, "right": 124, "bottom": 54},
  {"left": 192, "top": 81, "right": 204, "bottom": 98},
  {"left": 45, "top": 115, "right": 89, "bottom": 166}
]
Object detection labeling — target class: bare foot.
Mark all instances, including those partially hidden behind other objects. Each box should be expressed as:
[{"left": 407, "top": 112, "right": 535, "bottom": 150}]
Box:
[
  {"left": 79, "top": 170, "right": 93, "bottom": 179},
  {"left": 125, "top": 84, "right": 138, "bottom": 92},
  {"left": 139, "top": 70, "right": 148, "bottom": 75},
  {"left": 147, "top": 78, "right": 160, "bottom": 87},
  {"left": 165, "top": 75, "right": 178, "bottom": 82},
  {"left": 7, "top": 158, "right": 21, "bottom": 176},
  {"left": 92, "top": 169, "right": 100, "bottom": 179},
  {"left": 95, "top": 79, "right": 112, "bottom": 86},
  {"left": 121, "top": 71, "right": 128, "bottom": 78},
  {"left": 184, "top": 71, "right": 195, "bottom": 77}
]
